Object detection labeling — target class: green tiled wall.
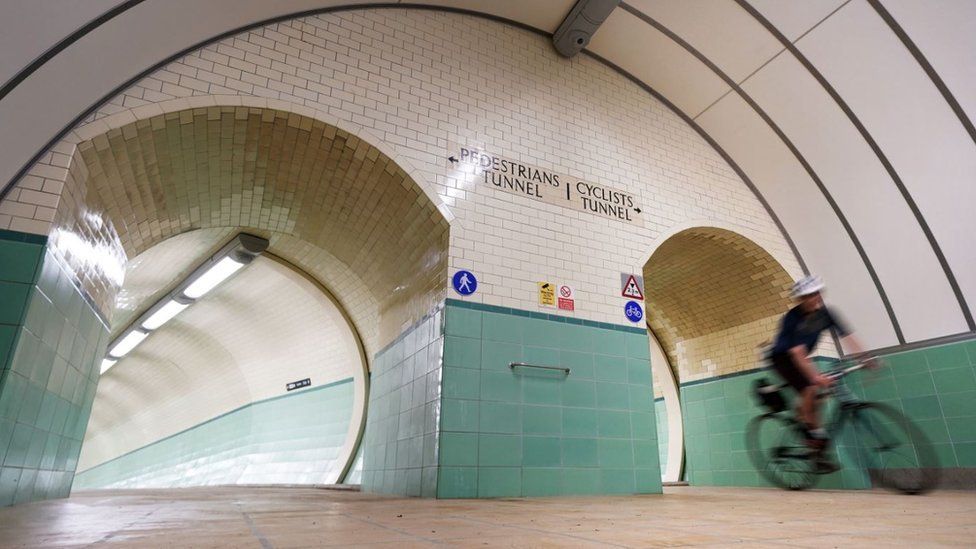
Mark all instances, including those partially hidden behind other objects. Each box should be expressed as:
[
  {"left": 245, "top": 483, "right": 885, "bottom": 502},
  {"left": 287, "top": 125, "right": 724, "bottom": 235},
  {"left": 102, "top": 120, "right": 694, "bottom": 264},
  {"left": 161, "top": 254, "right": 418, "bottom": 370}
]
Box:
[
  {"left": 360, "top": 311, "right": 443, "bottom": 497},
  {"left": 437, "top": 301, "right": 662, "bottom": 498},
  {"left": 681, "top": 340, "right": 976, "bottom": 488},
  {"left": 344, "top": 439, "right": 364, "bottom": 484},
  {"left": 73, "top": 378, "right": 355, "bottom": 489},
  {"left": 0, "top": 231, "right": 109, "bottom": 507},
  {"left": 655, "top": 398, "right": 668, "bottom": 476}
]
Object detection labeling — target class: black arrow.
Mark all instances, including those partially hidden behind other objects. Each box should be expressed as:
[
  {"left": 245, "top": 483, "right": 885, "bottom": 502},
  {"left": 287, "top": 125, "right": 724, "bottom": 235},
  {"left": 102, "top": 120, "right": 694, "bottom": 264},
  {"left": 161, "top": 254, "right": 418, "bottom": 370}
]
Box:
[
  {"left": 634, "top": 207, "right": 642, "bottom": 213},
  {"left": 448, "top": 156, "right": 458, "bottom": 163}
]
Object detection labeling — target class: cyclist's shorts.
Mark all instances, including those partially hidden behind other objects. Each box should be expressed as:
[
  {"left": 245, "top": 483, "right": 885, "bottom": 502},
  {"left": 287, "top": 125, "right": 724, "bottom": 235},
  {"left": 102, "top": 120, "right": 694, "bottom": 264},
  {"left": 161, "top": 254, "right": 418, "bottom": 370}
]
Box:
[{"left": 770, "top": 353, "right": 811, "bottom": 392}]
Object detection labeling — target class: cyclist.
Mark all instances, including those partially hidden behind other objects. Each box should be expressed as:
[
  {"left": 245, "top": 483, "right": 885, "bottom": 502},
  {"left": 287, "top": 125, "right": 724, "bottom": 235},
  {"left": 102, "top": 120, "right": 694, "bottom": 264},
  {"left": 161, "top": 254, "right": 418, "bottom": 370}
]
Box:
[{"left": 769, "top": 275, "right": 875, "bottom": 469}]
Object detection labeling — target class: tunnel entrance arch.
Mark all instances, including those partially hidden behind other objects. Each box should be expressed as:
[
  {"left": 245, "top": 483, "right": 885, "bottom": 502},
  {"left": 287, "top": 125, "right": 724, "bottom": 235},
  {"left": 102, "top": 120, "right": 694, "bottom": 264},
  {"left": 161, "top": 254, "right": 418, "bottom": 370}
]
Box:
[
  {"left": 48, "top": 105, "right": 450, "bottom": 489},
  {"left": 643, "top": 226, "right": 796, "bottom": 484}
]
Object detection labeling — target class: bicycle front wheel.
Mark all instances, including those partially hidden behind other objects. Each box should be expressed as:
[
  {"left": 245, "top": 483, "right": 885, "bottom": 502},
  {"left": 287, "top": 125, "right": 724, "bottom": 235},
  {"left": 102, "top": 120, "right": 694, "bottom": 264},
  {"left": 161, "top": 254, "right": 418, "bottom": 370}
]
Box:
[
  {"left": 846, "top": 402, "right": 940, "bottom": 494},
  {"left": 746, "top": 414, "right": 817, "bottom": 491}
]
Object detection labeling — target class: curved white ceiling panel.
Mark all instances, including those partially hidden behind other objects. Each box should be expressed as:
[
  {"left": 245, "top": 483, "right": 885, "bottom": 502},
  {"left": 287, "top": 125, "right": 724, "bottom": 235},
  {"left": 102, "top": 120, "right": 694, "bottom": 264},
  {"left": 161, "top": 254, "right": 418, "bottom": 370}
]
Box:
[
  {"left": 797, "top": 0, "right": 976, "bottom": 328},
  {"left": 0, "top": 0, "right": 122, "bottom": 87},
  {"left": 0, "top": 0, "right": 376, "bottom": 195},
  {"left": 587, "top": 9, "right": 730, "bottom": 118},
  {"left": 746, "top": 0, "right": 847, "bottom": 42},
  {"left": 698, "top": 92, "right": 898, "bottom": 349},
  {"left": 742, "top": 52, "right": 968, "bottom": 341},
  {"left": 880, "top": 0, "right": 976, "bottom": 132},
  {"left": 626, "top": 0, "right": 783, "bottom": 84}
]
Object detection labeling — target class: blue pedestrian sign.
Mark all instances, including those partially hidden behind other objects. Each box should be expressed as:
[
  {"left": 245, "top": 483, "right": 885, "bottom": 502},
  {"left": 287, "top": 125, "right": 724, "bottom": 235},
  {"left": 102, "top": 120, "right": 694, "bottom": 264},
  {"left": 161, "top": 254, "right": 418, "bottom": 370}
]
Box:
[
  {"left": 452, "top": 270, "right": 477, "bottom": 296},
  {"left": 624, "top": 300, "right": 643, "bottom": 323}
]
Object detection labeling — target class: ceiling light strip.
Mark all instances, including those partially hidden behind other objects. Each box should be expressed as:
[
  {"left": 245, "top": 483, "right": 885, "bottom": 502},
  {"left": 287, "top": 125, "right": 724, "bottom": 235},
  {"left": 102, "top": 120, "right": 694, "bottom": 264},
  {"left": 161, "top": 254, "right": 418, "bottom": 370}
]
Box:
[{"left": 102, "top": 233, "right": 269, "bottom": 370}]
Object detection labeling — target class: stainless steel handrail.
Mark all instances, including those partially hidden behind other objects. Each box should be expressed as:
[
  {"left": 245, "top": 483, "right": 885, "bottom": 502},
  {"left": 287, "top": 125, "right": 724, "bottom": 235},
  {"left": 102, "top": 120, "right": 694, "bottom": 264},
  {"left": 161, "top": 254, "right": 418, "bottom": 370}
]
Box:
[{"left": 509, "top": 362, "right": 570, "bottom": 374}]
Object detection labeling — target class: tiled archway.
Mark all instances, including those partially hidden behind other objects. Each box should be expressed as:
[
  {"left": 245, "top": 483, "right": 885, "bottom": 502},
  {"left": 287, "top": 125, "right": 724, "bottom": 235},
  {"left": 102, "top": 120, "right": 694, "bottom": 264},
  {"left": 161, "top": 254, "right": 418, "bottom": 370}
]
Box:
[
  {"left": 643, "top": 226, "right": 795, "bottom": 482},
  {"left": 51, "top": 105, "right": 451, "bottom": 489},
  {"left": 54, "top": 105, "right": 450, "bottom": 356}
]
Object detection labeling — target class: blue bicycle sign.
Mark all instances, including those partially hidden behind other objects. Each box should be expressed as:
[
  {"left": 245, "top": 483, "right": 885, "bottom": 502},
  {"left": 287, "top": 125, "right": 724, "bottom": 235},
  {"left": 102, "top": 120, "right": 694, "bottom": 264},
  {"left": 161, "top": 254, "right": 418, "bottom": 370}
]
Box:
[{"left": 624, "top": 300, "right": 643, "bottom": 323}]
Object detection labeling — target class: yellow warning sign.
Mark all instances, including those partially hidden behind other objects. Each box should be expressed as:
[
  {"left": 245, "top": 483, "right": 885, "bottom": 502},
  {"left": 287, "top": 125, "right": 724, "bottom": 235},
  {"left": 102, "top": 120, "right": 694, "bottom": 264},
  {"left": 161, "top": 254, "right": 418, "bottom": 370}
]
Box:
[{"left": 538, "top": 282, "right": 555, "bottom": 307}]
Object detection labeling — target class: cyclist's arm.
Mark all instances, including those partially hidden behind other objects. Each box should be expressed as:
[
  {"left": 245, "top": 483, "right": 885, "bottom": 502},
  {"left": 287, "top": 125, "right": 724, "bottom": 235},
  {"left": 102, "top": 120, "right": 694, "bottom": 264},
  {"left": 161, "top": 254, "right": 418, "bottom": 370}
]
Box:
[{"left": 840, "top": 333, "right": 881, "bottom": 368}]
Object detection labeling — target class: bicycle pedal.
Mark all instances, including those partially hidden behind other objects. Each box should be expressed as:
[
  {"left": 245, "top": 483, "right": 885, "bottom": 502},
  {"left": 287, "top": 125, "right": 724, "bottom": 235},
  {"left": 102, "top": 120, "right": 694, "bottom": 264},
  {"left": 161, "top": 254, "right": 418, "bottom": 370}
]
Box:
[{"left": 814, "top": 459, "right": 841, "bottom": 474}]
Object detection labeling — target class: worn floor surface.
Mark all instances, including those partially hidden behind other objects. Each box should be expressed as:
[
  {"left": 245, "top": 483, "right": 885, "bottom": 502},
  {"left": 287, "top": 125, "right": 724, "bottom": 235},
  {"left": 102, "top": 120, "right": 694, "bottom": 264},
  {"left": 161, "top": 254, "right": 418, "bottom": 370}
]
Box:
[{"left": 0, "top": 486, "right": 973, "bottom": 548}]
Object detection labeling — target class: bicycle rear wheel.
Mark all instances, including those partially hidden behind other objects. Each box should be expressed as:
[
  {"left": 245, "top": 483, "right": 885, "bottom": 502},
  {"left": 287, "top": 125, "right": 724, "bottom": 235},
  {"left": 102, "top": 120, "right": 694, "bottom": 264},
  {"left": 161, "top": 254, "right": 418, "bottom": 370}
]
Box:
[
  {"left": 846, "top": 402, "right": 940, "bottom": 494},
  {"left": 746, "top": 414, "right": 817, "bottom": 490}
]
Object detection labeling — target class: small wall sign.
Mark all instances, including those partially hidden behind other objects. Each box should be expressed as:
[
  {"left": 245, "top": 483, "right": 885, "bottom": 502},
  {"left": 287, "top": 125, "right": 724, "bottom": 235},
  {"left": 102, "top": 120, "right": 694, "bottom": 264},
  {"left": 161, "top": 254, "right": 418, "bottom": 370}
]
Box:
[
  {"left": 624, "top": 301, "right": 644, "bottom": 323},
  {"left": 558, "top": 284, "right": 575, "bottom": 311},
  {"left": 538, "top": 282, "right": 556, "bottom": 307},
  {"left": 452, "top": 270, "right": 477, "bottom": 296},
  {"left": 287, "top": 378, "right": 311, "bottom": 391},
  {"left": 449, "top": 145, "right": 643, "bottom": 226},
  {"left": 621, "top": 273, "right": 644, "bottom": 300}
]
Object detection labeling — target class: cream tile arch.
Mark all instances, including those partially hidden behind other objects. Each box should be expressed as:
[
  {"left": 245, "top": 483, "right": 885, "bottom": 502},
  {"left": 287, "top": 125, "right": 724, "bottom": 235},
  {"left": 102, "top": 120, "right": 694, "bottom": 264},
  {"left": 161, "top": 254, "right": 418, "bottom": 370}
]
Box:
[
  {"left": 35, "top": 100, "right": 453, "bottom": 487},
  {"left": 642, "top": 219, "right": 816, "bottom": 482},
  {"left": 21, "top": 95, "right": 453, "bottom": 361}
]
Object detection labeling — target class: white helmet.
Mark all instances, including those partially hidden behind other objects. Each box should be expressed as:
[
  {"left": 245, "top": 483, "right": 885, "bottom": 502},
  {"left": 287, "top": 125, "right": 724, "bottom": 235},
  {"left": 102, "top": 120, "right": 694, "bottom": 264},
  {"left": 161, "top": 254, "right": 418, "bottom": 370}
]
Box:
[{"left": 791, "top": 275, "right": 825, "bottom": 298}]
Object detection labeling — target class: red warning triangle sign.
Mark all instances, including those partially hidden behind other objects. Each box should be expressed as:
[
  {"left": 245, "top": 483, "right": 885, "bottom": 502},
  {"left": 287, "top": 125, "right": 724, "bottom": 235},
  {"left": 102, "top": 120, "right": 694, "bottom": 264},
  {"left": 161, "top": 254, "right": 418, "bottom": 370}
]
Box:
[{"left": 622, "top": 274, "right": 644, "bottom": 300}]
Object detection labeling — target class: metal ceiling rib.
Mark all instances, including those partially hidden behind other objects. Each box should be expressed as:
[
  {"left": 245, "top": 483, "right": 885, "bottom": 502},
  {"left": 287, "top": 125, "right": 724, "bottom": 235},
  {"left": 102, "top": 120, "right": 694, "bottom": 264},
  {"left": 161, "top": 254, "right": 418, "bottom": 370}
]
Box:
[
  {"left": 617, "top": 1, "right": 904, "bottom": 343},
  {"left": 867, "top": 0, "right": 976, "bottom": 148},
  {"left": 737, "top": 0, "right": 974, "bottom": 331}
]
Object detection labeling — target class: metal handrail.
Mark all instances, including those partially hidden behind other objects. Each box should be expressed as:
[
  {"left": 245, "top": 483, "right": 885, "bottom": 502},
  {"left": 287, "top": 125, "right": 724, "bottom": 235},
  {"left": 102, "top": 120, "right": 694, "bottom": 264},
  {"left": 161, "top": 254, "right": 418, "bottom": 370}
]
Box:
[{"left": 509, "top": 362, "right": 570, "bottom": 374}]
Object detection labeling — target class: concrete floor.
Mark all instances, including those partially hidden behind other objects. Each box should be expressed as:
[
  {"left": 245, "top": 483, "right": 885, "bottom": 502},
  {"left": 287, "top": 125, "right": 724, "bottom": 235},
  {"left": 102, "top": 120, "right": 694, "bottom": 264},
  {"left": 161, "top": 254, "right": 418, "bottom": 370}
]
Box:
[{"left": 0, "top": 486, "right": 973, "bottom": 548}]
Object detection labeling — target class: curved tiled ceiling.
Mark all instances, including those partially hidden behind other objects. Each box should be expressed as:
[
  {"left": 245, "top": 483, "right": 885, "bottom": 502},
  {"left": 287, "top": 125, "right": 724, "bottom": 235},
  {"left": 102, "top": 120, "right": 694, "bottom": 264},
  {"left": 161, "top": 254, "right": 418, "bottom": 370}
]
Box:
[
  {"left": 79, "top": 252, "right": 366, "bottom": 482},
  {"left": 1, "top": 1, "right": 974, "bottom": 350},
  {"left": 643, "top": 227, "right": 794, "bottom": 382},
  {"left": 61, "top": 106, "right": 449, "bottom": 357}
]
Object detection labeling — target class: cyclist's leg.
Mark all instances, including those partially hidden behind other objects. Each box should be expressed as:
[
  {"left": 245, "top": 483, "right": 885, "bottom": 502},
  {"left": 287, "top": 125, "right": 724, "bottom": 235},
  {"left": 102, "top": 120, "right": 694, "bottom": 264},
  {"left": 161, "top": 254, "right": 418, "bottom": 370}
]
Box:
[{"left": 770, "top": 354, "right": 826, "bottom": 445}]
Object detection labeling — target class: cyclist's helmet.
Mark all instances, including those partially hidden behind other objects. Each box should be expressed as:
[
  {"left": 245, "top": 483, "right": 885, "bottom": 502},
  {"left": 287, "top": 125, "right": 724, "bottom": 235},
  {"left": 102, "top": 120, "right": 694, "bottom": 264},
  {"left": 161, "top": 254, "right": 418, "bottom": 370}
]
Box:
[{"left": 790, "top": 274, "right": 825, "bottom": 298}]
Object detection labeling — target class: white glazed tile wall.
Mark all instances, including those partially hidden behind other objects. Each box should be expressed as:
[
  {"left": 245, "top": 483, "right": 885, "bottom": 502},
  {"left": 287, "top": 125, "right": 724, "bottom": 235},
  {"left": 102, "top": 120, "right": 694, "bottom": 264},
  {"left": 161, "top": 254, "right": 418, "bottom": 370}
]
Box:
[{"left": 0, "top": 8, "right": 802, "bottom": 347}]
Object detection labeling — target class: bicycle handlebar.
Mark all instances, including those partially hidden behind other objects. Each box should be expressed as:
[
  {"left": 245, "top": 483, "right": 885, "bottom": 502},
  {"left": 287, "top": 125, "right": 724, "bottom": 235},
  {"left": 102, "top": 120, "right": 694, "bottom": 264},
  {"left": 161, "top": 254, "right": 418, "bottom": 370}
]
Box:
[{"left": 825, "top": 359, "right": 870, "bottom": 380}]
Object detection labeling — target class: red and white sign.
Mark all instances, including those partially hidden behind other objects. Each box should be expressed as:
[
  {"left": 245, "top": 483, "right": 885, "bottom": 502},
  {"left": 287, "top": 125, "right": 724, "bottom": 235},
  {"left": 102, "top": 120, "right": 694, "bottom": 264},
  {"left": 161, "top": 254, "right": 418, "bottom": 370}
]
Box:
[
  {"left": 621, "top": 274, "right": 644, "bottom": 300},
  {"left": 558, "top": 285, "right": 575, "bottom": 311}
]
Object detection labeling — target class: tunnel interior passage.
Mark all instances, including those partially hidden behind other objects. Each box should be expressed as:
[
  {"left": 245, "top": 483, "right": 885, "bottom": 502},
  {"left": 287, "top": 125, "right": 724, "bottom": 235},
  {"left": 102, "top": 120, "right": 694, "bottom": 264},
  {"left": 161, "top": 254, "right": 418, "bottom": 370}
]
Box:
[
  {"left": 75, "top": 247, "right": 363, "bottom": 488},
  {"left": 50, "top": 106, "right": 449, "bottom": 490}
]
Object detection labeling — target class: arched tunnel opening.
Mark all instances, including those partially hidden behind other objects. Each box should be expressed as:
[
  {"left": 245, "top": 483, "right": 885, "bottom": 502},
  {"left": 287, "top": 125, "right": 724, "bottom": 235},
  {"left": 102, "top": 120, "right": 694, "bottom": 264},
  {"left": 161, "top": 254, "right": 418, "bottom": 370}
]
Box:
[
  {"left": 50, "top": 106, "right": 449, "bottom": 490},
  {"left": 643, "top": 227, "right": 796, "bottom": 485}
]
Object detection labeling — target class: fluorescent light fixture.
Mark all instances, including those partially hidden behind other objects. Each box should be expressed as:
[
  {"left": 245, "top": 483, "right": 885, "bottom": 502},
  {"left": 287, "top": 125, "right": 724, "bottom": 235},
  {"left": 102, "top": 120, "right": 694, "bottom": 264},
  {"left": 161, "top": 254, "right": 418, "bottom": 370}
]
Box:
[
  {"left": 100, "top": 358, "right": 117, "bottom": 374},
  {"left": 109, "top": 330, "right": 148, "bottom": 358},
  {"left": 141, "top": 299, "right": 190, "bottom": 330},
  {"left": 182, "top": 256, "right": 245, "bottom": 299},
  {"left": 101, "top": 233, "right": 268, "bottom": 374}
]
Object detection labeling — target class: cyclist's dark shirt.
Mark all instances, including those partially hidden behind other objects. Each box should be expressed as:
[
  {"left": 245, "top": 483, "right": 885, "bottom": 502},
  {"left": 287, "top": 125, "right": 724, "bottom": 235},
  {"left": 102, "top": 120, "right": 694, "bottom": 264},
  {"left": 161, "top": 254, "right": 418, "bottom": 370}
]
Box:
[{"left": 772, "top": 305, "right": 848, "bottom": 355}]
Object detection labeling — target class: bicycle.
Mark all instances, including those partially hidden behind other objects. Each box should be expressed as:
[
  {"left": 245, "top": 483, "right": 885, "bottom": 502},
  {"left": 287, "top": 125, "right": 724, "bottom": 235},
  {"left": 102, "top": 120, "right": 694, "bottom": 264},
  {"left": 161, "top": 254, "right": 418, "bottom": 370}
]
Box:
[{"left": 746, "top": 359, "right": 940, "bottom": 494}]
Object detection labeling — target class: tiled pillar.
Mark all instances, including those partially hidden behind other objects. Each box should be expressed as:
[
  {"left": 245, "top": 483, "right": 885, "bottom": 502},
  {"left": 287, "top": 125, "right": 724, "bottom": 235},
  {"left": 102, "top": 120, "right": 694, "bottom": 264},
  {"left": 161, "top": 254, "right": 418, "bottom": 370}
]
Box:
[
  {"left": 0, "top": 229, "right": 108, "bottom": 506},
  {"left": 435, "top": 300, "right": 663, "bottom": 498},
  {"left": 359, "top": 311, "right": 444, "bottom": 497}
]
